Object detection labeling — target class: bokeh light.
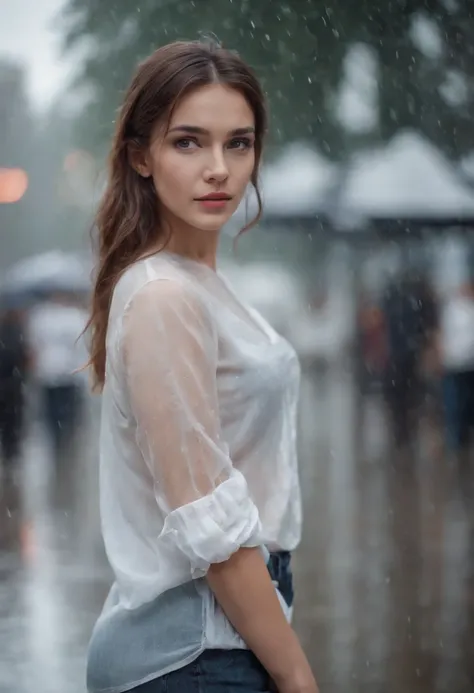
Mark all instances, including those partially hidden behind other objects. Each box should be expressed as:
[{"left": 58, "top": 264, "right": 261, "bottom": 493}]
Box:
[{"left": 0, "top": 167, "right": 29, "bottom": 203}]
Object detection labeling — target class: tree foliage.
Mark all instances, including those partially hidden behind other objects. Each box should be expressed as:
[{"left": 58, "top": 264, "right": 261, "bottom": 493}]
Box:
[{"left": 61, "top": 0, "right": 474, "bottom": 161}]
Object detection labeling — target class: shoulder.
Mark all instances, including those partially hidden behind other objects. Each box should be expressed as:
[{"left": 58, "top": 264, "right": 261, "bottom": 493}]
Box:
[
  {"left": 127, "top": 274, "right": 207, "bottom": 320},
  {"left": 114, "top": 258, "right": 214, "bottom": 337},
  {"left": 110, "top": 255, "right": 205, "bottom": 316}
]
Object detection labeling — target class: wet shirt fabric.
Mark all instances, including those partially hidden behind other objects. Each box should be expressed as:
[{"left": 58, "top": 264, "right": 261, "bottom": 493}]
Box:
[{"left": 86, "top": 251, "right": 302, "bottom": 693}]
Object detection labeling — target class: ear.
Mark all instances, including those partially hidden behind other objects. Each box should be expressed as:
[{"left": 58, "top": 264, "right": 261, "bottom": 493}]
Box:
[{"left": 128, "top": 142, "right": 152, "bottom": 178}]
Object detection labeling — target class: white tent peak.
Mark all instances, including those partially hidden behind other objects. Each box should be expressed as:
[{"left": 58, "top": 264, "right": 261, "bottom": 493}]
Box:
[
  {"left": 232, "top": 142, "right": 337, "bottom": 225},
  {"left": 337, "top": 129, "right": 474, "bottom": 223}
]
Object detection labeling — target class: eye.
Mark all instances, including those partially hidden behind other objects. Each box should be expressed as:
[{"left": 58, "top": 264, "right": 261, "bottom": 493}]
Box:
[
  {"left": 174, "top": 138, "right": 199, "bottom": 150},
  {"left": 228, "top": 137, "right": 253, "bottom": 151}
]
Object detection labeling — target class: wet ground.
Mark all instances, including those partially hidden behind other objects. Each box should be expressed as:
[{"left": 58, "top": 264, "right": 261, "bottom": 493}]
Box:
[{"left": 1, "top": 368, "right": 473, "bottom": 693}]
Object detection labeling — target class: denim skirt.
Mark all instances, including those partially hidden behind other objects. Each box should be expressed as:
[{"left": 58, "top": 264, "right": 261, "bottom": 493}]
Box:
[{"left": 131, "top": 551, "right": 293, "bottom": 693}]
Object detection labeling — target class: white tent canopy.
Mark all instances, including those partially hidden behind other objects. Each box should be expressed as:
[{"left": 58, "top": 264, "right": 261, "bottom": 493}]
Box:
[
  {"left": 232, "top": 142, "right": 337, "bottom": 226},
  {"left": 260, "top": 143, "right": 337, "bottom": 215},
  {"left": 335, "top": 130, "right": 474, "bottom": 226}
]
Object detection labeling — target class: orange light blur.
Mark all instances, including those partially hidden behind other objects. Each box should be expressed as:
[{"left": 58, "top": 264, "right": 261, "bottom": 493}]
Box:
[{"left": 0, "top": 167, "right": 29, "bottom": 203}]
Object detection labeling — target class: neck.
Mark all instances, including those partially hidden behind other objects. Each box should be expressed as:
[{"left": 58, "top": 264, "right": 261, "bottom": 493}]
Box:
[{"left": 161, "top": 217, "right": 220, "bottom": 270}]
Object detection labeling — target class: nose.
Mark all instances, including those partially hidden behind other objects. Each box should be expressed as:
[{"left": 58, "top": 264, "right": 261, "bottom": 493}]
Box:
[{"left": 204, "top": 146, "right": 229, "bottom": 184}]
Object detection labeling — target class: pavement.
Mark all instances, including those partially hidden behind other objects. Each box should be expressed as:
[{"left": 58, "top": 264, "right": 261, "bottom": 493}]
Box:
[{"left": 0, "top": 368, "right": 473, "bottom": 692}]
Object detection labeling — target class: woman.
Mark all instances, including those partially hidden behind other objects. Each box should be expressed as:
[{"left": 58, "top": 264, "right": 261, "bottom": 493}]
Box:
[{"left": 86, "top": 40, "right": 318, "bottom": 693}]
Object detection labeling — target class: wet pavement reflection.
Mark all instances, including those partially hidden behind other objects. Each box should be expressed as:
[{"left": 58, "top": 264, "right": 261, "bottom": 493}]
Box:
[{"left": 1, "top": 368, "right": 474, "bottom": 692}]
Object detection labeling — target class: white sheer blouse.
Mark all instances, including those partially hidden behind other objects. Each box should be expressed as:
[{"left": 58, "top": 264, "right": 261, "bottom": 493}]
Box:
[{"left": 87, "top": 251, "right": 302, "bottom": 693}]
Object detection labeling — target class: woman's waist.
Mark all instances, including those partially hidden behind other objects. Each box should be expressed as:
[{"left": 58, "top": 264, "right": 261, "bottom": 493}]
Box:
[
  {"left": 105, "top": 544, "right": 295, "bottom": 612},
  {"left": 103, "top": 549, "right": 294, "bottom": 627}
]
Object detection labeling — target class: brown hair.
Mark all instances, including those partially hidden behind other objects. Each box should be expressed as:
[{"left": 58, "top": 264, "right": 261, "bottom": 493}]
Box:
[{"left": 87, "top": 40, "right": 267, "bottom": 391}]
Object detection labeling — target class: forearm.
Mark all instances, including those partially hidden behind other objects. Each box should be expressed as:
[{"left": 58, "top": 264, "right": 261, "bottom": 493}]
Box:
[{"left": 206, "top": 547, "right": 315, "bottom": 689}]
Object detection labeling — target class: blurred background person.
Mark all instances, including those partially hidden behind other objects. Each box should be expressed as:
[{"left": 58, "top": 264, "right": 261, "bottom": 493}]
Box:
[
  {"left": 355, "top": 293, "right": 388, "bottom": 396},
  {"left": 438, "top": 278, "right": 474, "bottom": 463},
  {"left": 27, "top": 292, "right": 88, "bottom": 466},
  {"left": 0, "top": 304, "right": 30, "bottom": 479},
  {"left": 381, "top": 271, "right": 438, "bottom": 453}
]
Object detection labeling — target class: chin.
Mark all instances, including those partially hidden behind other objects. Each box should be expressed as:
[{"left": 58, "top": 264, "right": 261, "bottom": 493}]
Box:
[{"left": 191, "top": 212, "right": 232, "bottom": 233}]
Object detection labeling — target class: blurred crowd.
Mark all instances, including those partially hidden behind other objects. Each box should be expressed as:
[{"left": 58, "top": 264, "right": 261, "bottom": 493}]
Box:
[
  {"left": 357, "top": 271, "right": 474, "bottom": 461},
  {"left": 2, "top": 257, "right": 474, "bottom": 479}
]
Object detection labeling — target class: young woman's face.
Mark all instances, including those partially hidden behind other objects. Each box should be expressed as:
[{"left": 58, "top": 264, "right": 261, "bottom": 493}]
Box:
[{"left": 143, "top": 83, "right": 256, "bottom": 233}]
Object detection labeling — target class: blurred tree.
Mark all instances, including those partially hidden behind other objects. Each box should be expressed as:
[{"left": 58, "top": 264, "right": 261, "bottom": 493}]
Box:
[
  {"left": 0, "top": 61, "right": 39, "bottom": 268},
  {"left": 60, "top": 0, "right": 474, "bottom": 163},
  {"left": 0, "top": 60, "right": 90, "bottom": 270},
  {"left": 0, "top": 62, "right": 32, "bottom": 169}
]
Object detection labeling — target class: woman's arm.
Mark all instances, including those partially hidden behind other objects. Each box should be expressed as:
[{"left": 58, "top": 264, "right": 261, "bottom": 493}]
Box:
[{"left": 208, "top": 547, "right": 318, "bottom": 693}]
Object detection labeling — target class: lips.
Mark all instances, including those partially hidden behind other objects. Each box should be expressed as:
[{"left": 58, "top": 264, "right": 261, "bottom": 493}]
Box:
[{"left": 195, "top": 193, "right": 232, "bottom": 201}]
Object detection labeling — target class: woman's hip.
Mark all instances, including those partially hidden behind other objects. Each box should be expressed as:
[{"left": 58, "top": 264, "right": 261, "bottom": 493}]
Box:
[
  {"left": 131, "top": 649, "right": 272, "bottom": 692},
  {"left": 124, "top": 550, "right": 293, "bottom": 693}
]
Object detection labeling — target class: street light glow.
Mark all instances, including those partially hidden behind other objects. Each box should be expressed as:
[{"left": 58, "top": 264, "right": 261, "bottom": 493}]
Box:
[{"left": 0, "top": 168, "right": 29, "bottom": 203}]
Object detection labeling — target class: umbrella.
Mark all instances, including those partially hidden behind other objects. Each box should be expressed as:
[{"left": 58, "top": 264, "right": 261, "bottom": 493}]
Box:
[{"left": 1, "top": 251, "right": 91, "bottom": 302}]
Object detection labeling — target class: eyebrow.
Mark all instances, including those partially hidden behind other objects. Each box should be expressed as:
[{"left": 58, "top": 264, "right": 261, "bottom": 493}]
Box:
[{"left": 168, "top": 125, "right": 255, "bottom": 136}]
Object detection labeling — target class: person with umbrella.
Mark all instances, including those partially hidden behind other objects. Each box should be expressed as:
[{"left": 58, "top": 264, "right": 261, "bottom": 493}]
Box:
[{"left": 27, "top": 291, "right": 88, "bottom": 466}]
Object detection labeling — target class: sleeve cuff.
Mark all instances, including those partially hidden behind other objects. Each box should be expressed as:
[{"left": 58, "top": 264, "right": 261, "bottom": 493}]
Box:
[{"left": 159, "top": 469, "right": 262, "bottom": 578}]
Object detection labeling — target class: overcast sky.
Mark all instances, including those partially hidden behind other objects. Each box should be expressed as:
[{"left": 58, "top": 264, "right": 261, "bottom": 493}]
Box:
[{"left": 0, "top": 0, "right": 74, "bottom": 111}]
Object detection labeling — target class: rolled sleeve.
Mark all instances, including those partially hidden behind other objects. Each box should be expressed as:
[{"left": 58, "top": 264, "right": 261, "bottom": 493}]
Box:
[
  {"left": 160, "top": 469, "right": 262, "bottom": 578},
  {"left": 122, "top": 278, "right": 262, "bottom": 576}
]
